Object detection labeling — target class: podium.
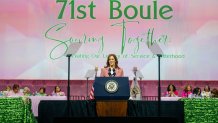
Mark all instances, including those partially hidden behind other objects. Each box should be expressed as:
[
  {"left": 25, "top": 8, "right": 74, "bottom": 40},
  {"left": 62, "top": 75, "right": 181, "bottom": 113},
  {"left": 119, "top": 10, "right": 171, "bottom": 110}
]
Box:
[{"left": 94, "top": 77, "right": 130, "bottom": 117}]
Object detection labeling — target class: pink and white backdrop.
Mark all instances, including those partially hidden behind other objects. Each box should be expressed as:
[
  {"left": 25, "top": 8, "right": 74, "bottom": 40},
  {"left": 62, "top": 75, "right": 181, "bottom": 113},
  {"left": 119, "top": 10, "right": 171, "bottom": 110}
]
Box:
[{"left": 1, "top": 0, "right": 218, "bottom": 81}]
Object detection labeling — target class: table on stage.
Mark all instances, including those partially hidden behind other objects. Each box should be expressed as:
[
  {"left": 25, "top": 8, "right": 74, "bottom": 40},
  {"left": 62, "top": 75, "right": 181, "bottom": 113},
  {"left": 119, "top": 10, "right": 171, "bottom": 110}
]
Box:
[
  {"left": 31, "top": 96, "right": 182, "bottom": 118},
  {"left": 0, "top": 97, "right": 37, "bottom": 123},
  {"left": 29, "top": 96, "right": 67, "bottom": 117},
  {"left": 38, "top": 100, "right": 184, "bottom": 123},
  {"left": 29, "top": 96, "right": 182, "bottom": 116},
  {"left": 38, "top": 98, "right": 218, "bottom": 123},
  {"left": 161, "top": 97, "right": 182, "bottom": 101}
]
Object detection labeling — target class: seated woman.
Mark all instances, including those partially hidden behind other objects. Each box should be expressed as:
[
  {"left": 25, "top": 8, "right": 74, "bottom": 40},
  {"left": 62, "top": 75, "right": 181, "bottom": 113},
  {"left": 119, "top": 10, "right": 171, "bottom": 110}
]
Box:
[
  {"left": 181, "top": 84, "right": 192, "bottom": 98},
  {"left": 192, "top": 87, "right": 202, "bottom": 98},
  {"left": 0, "top": 91, "right": 3, "bottom": 96},
  {"left": 23, "top": 87, "right": 32, "bottom": 96},
  {"left": 211, "top": 88, "right": 218, "bottom": 98},
  {"left": 51, "top": 86, "right": 65, "bottom": 96},
  {"left": 35, "top": 87, "right": 47, "bottom": 96},
  {"left": 5, "top": 85, "right": 11, "bottom": 92},
  {"left": 7, "top": 84, "right": 24, "bottom": 97},
  {"left": 201, "top": 85, "right": 211, "bottom": 98},
  {"left": 1, "top": 86, "right": 11, "bottom": 96},
  {"left": 164, "top": 84, "right": 178, "bottom": 97}
]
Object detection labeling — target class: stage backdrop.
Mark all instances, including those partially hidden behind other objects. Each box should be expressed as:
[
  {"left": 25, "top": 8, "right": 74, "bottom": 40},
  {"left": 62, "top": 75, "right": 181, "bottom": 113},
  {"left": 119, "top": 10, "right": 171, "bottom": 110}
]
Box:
[{"left": 0, "top": 0, "right": 218, "bottom": 80}]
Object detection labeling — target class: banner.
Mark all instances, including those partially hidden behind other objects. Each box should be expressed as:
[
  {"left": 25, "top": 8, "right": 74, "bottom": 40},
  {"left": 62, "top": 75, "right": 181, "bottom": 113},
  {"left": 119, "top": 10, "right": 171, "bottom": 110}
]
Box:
[{"left": 0, "top": 0, "right": 218, "bottom": 80}]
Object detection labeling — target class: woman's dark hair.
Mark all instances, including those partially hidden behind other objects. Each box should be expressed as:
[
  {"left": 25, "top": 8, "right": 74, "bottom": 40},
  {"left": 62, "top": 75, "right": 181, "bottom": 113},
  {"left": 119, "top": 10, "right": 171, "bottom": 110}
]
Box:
[
  {"left": 54, "top": 86, "right": 61, "bottom": 93},
  {"left": 40, "top": 87, "right": 46, "bottom": 93},
  {"left": 204, "top": 85, "right": 210, "bottom": 91},
  {"left": 193, "top": 87, "right": 201, "bottom": 95},
  {"left": 105, "top": 54, "right": 120, "bottom": 69},
  {"left": 13, "top": 84, "right": 19, "bottom": 90},
  {"left": 167, "top": 84, "right": 176, "bottom": 91},
  {"left": 184, "top": 85, "right": 192, "bottom": 92},
  {"left": 211, "top": 88, "right": 218, "bottom": 98}
]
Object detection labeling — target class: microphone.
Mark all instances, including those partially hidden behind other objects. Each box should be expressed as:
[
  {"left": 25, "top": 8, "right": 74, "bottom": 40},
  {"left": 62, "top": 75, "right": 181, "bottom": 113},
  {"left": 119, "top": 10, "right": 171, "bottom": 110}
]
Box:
[
  {"left": 133, "top": 67, "right": 138, "bottom": 82},
  {"left": 95, "top": 66, "right": 98, "bottom": 77},
  {"left": 108, "top": 68, "right": 116, "bottom": 77},
  {"left": 133, "top": 67, "right": 137, "bottom": 76}
]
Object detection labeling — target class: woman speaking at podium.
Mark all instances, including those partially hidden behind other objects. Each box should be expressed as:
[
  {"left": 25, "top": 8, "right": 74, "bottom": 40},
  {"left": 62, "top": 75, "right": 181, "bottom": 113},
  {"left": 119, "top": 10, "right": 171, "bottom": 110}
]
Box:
[
  {"left": 89, "top": 54, "right": 124, "bottom": 100},
  {"left": 100, "top": 54, "right": 124, "bottom": 77},
  {"left": 96, "top": 54, "right": 128, "bottom": 117}
]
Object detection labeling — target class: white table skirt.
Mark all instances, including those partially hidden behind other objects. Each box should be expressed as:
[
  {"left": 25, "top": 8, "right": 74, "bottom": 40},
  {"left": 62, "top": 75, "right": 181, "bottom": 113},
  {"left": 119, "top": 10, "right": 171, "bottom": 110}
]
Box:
[{"left": 161, "top": 97, "right": 182, "bottom": 101}]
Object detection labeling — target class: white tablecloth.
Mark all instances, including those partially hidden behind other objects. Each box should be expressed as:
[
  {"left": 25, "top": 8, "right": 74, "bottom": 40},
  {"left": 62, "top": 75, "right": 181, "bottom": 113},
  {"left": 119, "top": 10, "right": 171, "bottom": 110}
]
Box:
[
  {"left": 161, "top": 97, "right": 182, "bottom": 101},
  {"left": 29, "top": 96, "right": 67, "bottom": 116}
]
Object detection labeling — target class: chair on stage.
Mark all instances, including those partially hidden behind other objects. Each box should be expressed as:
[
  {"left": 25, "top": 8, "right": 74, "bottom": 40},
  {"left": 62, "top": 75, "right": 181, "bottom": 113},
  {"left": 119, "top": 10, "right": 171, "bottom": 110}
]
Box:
[
  {"left": 142, "top": 96, "right": 158, "bottom": 101},
  {"left": 71, "top": 95, "right": 86, "bottom": 100}
]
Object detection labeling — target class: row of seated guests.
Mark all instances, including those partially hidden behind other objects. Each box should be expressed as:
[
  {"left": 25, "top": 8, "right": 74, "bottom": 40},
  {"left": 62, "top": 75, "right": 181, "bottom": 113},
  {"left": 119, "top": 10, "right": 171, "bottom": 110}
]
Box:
[
  {"left": 1, "top": 83, "right": 218, "bottom": 98},
  {"left": 165, "top": 84, "right": 218, "bottom": 98},
  {"left": 0, "top": 84, "right": 65, "bottom": 97}
]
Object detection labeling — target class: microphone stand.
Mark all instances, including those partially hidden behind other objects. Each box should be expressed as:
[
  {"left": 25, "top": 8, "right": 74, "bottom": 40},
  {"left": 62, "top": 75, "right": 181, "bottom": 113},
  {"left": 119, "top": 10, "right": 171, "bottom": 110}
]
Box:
[
  {"left": 66, "top": 54, "right": 72, "bottom": 117},
  {"left": 86, "top": 77, "right": 89, "bottom": 100},
  {"left": 139, "top": 77, "right": 142, "bottom": 100},
  {"left": 157, "top": 54, "right": 162, "bottom": 117}
]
